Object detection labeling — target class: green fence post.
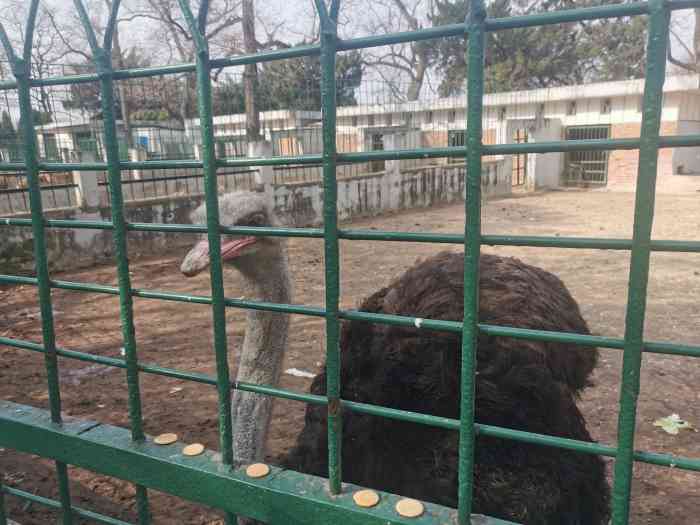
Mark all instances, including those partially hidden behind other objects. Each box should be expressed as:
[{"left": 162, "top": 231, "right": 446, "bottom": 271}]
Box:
[
  {"left": 0, "top": 3, "right": 74, "bottom": 523},
  {"left": 0, "top": 484, "right": 6, "bottom": 525},
  {"left": 457, "top": 1, "right": 485, "bottom": 523},
  {"left": 315, "top": 0, "right": 343, "bottom": 495},
  {"left": 612, "top": 1, "right": 670, "bottom": 524},
  {"left": 71, "top": 0, "right": 150, "bottom": 522},
  {"left": 176, "top": 1, "right": 235, "bottom": 523}
]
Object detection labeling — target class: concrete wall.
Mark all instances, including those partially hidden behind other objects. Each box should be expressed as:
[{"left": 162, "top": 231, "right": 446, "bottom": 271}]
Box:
[
  {"left": 0, "top": 195, "right": 204, "bottom": 274},
  {"left": 273, "top": 158, "right": 511, "bottom": 227},
  {"left": 674, "top": 121, "right": 700, "bottom": 175},
  {"left": 0, "top": 159, "right": 512, "bottom": 274}
]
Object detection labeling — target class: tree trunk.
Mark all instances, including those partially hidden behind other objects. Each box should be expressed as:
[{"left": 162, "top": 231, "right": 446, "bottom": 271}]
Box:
[
  {"left": 111, "top": 24, "right": 134, "bottom": 149},
  {"left": 242, "top": 0, "right": 260, "bottom": 140},
  {"left": 406, "top": 42, "right": 429, "bottom": 101},
  {"left": 694, "top": 9, "right": 700, "bottom": 71}
]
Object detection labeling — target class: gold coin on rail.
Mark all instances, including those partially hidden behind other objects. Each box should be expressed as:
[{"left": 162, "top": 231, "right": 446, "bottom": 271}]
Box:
[
  {"left": 353, "top": 489, "right": 380, "bottom": 508},
  {"left": 245, "top": 463, "right": 270, "bottom": 478},
  {"left": 395, "top": 498, "right": 424, "bottom": 518},
  {"left": 153, "top": 433, "right": 177, "bottom": 445},
  {"left": 182, "top": 443, "right": 205, "bottom": 456}
]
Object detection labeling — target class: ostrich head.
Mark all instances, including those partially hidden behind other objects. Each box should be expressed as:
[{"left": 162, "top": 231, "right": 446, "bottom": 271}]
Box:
[{"left": 180, "top": 191, "right": 282, "bottom": 278}]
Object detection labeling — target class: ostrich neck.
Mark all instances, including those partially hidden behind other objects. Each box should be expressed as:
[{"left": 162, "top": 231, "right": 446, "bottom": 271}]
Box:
[{"left": 231, "top": 249, "right": 291, "bottom": 468}]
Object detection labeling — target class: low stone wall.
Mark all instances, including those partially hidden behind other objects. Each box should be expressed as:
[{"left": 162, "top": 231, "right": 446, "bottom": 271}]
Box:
[
  {"left": 0, "top": 195, "right": 205, "bottom": 274},
  {"left": 273, "top": 160, "right": 511, "bottom": 226},
  {"left": 0, "top": 160, "right": 512, "bottom": 274}
]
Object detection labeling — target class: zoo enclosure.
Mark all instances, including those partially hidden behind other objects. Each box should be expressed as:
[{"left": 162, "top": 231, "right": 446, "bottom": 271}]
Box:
[{"left": 1, "top": 1, "right": 700, "bottom": 525}]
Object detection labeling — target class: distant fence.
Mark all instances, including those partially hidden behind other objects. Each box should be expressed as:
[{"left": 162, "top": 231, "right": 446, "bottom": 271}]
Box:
[
  {"left": 0, "top": 150, "right": 511, "bottom": 274},
  {"left": 98, "top": 167, "right": 260, "bottom": 207},
  {"left": 0, "top": 171, "right": 79, "bottom": 214},
  {"left": 0, "top": 151, "right": 510, "bottom": 217}
]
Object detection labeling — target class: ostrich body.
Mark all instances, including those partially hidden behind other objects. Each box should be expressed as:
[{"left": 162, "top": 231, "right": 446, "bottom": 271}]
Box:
[{"left": 180, "top": 192, "right": 610, "bottom": 525}]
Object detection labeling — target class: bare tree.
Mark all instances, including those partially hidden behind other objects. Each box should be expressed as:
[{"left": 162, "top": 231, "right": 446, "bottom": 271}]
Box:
[
  {"left": 241, "top": 0, "right": 259, "bottom": 138},
  {"left": 131, "top": 0, "right": 246, "bottom": 122},
  {"left": 668, "top": 9, "right": 700, "bottom": 74},
  {"left": 39, "top": 1, "right": 142, "bottom": 143},
  {"left": 0, "top": 2, "right": 74, "bottom": 119},
  {"left": 360, "top": 0, "right": 436, "bottom": 101}
]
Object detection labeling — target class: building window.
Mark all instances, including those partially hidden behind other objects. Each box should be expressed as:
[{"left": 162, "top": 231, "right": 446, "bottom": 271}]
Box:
[
  {"left": 368, "top": 114, "right": 375, "bottom": 126},
  {"left": 386, "top": 113, "right": 393, "bottom": 126},
  {"left": 448, "top": 130, "right": 465, "bottom": 163},
  {"left": 567, "top": 101, "right": 577, "bottom": 116},
  {"left": 498, "top": 107, "right": 507, "bottom": 121},
  {"left": 426, "top": 111, "right": 433, "bottom": 124},
  {"left": 601, "top": 98, "right": 612, "bottom": 115},
  {"left": 351, "top": 116, "right": 358, "bottom": 127},
  {"left": 405, "top": 112, "right": 413, "bottom": 127},
  {"left": 448, "top": 110, "right": 456, "bottom": 123}
]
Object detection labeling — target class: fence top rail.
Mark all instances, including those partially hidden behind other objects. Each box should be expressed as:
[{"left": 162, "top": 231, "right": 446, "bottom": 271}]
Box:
[{"left": 0, "top": 0, "right": 699, "bottom": 90}]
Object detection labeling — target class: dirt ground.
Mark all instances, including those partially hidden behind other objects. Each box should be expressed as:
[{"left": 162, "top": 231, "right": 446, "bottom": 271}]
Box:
[{"left": 1, "top": 189, "right": 699, "bottom": 524}]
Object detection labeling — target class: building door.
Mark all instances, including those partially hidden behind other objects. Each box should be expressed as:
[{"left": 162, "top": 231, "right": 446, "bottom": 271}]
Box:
[
  {"left": 512, "top": 128, "right": 528, "bottom": 186},
  {"left": 564, "top": 125, "right": 611, "bottom": 185},
  {"left": 42, "top": 134, "right": 59, "bottom": 161},
  {"left": 370, "top": 133, "right": 385, "bottom": 173}
]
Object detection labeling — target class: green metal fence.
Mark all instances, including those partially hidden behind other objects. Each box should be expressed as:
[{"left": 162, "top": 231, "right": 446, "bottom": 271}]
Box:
[{"left": 1, "top": 0, "right": 700, "bottom": 524}]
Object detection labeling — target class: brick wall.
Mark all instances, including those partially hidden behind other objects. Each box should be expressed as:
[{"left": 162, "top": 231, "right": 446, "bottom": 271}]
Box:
[{"left": 607, "top": 121, "right": 677, "bottom": 187}]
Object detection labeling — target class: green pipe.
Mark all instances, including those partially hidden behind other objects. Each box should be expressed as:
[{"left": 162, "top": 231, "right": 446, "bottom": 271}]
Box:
[
  {"left": 458, "top": 2, "right": 486, "bottom": 522},
  {"left": 612, "top": 1, "right": 670, "bottom": 523},
  {"left": 3, "top": 215, "right": 700, "bottom": 253},
  {"left": 218, "top": 154, "right": 323, "bottom": 167},
  {"left": 0, "top": 4, "right": 75, "bottom": 523},
  {"left": 316, "top": 0, "right": 343, "bottom": 495},
  {"left": 486, "top": 2, "right": 648, "bottom": 30},
  {"left": 337, "top": 24, "right": 466, "bottom": 51},
  {"left": 174, "top": 10, "right": 235, "bottom": 525},
  {"left": 4, "top": 133, "right": 700, "bottom": 175},
  {"left": 0, "top": 483, "right": 5, "bottom": 525},
  {"left": 3, "top": 333, "right": 700, "bottom": 473},
  {"left": 2, "top": 487, "right": 132, "bottom": 525},
  {"left": 211, "top": 44, "right": 321, "bottom": 69},
  {"left": 72, "top": 0, "right": 151, "bottom": 522},
  {"left": 2, "top": 273, "right": 700, "bottom": 359}
]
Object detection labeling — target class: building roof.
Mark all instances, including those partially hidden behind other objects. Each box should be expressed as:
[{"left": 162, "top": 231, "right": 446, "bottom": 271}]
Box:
[{"left": 336, "top": 74, "right": 700, "bottom": 116}]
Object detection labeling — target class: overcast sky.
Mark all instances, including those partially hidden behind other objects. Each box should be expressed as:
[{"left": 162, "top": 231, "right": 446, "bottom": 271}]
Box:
[{"left": 0, "top": 0, "right": 695, "bottom": 66}]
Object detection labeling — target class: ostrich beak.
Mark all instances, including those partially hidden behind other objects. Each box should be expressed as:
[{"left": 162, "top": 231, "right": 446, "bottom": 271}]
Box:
[{"left": 180, "top": 237, "right": 258, "bottom": 277}]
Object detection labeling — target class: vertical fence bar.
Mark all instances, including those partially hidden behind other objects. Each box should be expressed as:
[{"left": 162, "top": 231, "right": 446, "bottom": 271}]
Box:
[
  {"left": 0, "top": 483, "right": 7, "bottom": 525},
  {"left": 0, "top": 4, "right": 74, "bottom": 523},
  {"left": 457, "top": 1, "right": 485, "bottom": 523},
  {"left": 316, "top": 0, "right": 343, "bottom": 495},
  {"left": 71, "top": 1, "right": 150, "bottom": 522},
  {"left": 611, "top": 1, "right": 670, "bottom": 524},
  {"left": 176, "top": 1, "right": 235, "bottom": 523}
]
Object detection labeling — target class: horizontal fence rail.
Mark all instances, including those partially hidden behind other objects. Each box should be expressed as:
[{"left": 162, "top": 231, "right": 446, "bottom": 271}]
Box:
[
  {"left": 5, "top": 135, "right": 700, "bottom": 173},
  {"left": 1, "top": 0, "right": 700, "bottom": 524}
]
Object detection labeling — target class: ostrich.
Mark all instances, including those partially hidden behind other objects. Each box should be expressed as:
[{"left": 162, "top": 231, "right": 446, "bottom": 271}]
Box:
[{"left": 180, "top": 191, "right": 610, "bottom": 525}]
